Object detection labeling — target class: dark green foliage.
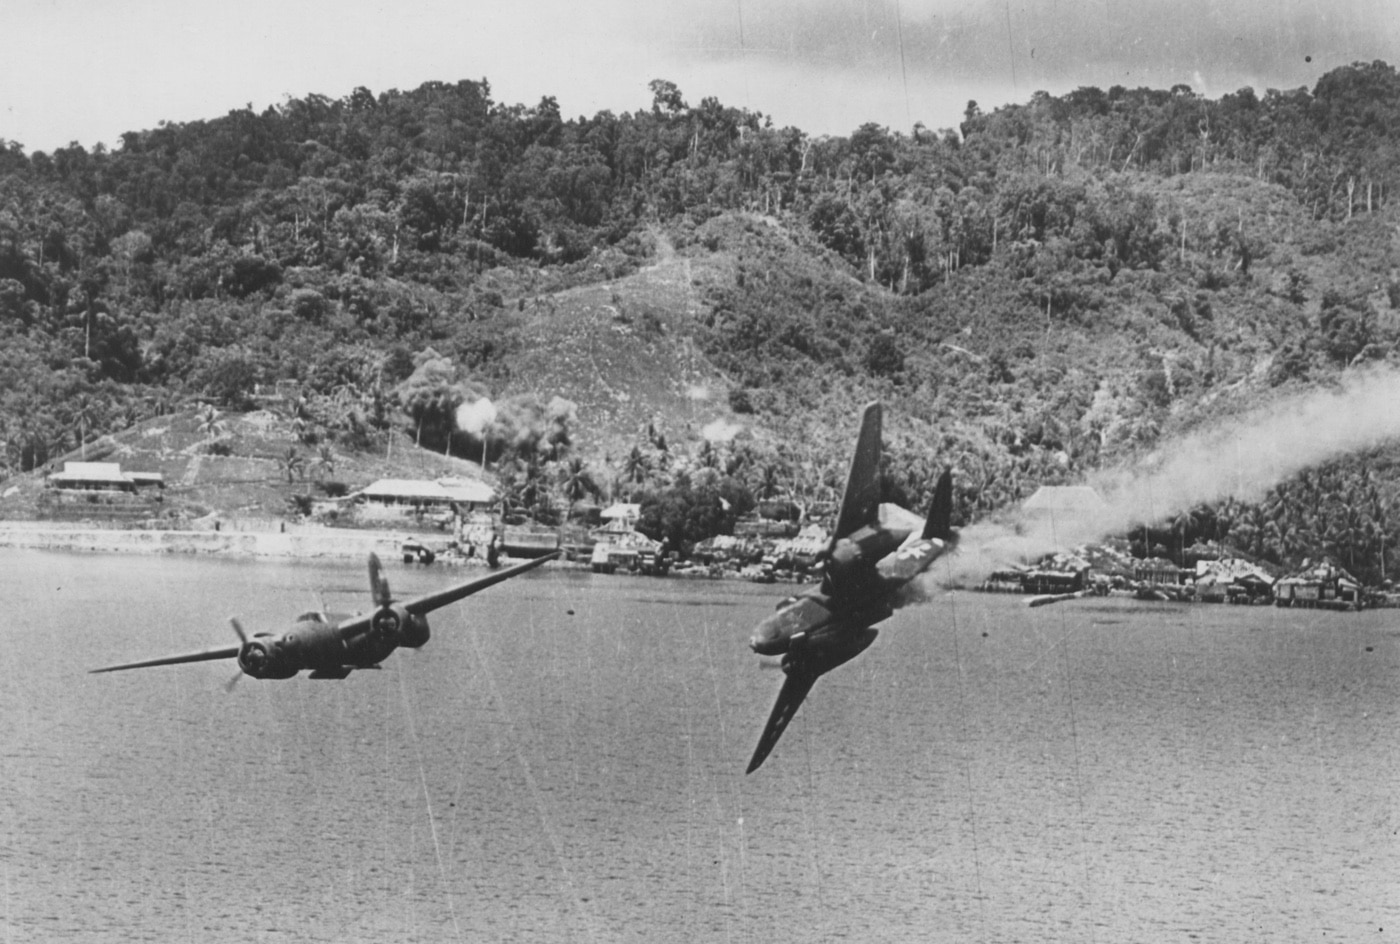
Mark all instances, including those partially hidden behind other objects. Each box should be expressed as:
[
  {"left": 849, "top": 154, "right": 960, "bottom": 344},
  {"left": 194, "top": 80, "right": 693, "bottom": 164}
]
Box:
[
  {"left": 190, "top": 346, "right": 262, "bottom": 408},
  {"left": 865, "top": 333, "right": 904, "bottom": 377},
  {"left": 1319, "top": 290, "right": 1373, "bottom": 365},
  {"left": 635, "top": 476, "right": 755, "bottom": 552},
  {"left": 2, "top": 63, "right": 1400, "bottom": 581},
  {"left": 1202, "top": 452, "right": 1400, "bottom": 585}
]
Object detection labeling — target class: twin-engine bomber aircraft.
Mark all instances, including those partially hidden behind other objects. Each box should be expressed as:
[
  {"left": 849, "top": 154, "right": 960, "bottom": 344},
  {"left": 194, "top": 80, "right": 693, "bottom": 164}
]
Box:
[
  {"left": 746, "top": 402, "right": 955, "bottom": 773},
  {"left": 91, "top": 550, "right": 559, "bottom": 684}
]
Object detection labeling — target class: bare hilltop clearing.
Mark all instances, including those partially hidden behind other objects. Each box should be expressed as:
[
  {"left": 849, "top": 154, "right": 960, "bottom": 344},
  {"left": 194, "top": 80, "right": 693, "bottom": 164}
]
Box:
[{"left": 501, "top": 230, "right": 733, "bottom": 449}]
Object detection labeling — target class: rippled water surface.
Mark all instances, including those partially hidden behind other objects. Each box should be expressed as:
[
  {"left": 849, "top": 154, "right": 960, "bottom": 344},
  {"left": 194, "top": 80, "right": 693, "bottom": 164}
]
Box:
[{"left": 3, "top": 549, "right": 1397, "bottom": 942}]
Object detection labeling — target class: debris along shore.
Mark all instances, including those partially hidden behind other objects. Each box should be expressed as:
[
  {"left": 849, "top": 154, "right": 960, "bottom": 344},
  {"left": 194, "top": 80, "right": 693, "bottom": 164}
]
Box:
[{"left": 982, "top": 541, "right": 1383, "bottom": 610}]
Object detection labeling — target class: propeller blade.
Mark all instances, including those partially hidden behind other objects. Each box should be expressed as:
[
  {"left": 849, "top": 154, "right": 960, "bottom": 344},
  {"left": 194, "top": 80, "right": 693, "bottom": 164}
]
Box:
[
  {"left": 229, "top": 617, "right": 247, "bottom": 644},
  {"left": 368, "top": 553, "right": 393, "bottom": 607},
  {"left": 224, "top": 669, "right": 244, "bottom": 693}
]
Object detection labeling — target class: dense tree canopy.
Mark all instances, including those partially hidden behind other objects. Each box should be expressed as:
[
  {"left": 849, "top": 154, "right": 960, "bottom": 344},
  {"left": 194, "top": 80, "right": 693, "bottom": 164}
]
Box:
[{"left": 5, "top": 62, "right": 1400, "bottom": 574}]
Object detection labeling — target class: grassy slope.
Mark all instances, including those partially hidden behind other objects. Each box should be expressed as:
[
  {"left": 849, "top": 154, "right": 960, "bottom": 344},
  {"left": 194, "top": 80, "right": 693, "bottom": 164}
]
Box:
[{"left": 0, "top": 411, "right": 484, "bottom": 522}]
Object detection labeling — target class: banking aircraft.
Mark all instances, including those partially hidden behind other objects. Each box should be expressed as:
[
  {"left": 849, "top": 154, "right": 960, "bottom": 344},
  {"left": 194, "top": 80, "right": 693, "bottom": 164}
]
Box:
[
  {"left": 746, "top": 402, "right": 955, "bottom": 773},
  {"left": 91, "top": 550, "right": 559, "bottom": 684}
]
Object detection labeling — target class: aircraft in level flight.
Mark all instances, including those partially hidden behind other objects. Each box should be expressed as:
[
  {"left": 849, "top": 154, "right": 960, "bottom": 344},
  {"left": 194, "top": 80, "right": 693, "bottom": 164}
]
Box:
[
  {"left": 91, "top": 550, "right": 559, "bottom": 684},
  {"left": 746, "top": 402, "right": 955, "bottom": 773}
]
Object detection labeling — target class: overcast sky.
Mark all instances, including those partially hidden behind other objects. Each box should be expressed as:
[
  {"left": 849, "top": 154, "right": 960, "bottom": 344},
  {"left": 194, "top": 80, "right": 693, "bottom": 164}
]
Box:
[{"left": 4, "top": 0, "right": 1398, "bottom": 153}]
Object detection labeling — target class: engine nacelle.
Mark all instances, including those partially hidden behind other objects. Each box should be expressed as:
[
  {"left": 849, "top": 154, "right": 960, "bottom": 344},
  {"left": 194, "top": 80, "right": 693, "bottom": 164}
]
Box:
[
  {"left": 238, "top": 637, "right": 296, "bottom": 680},
  {"left": 401, "top": 615, "right": 430, "bottom": 649},
  {"left": 371, "top": 604, "right": 412, "bottom": 644}
]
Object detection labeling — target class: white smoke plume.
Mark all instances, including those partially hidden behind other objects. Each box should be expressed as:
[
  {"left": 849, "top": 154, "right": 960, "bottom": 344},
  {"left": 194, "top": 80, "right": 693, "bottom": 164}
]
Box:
[
  {"left": 702, "top": 418, "right": 744, "bottom": 442},
  {"left": 455, "top": 396, "right": 498, "bottom": 435},
  {"left": 948, "top": 366, "right": 1400, "bottom": 582}
]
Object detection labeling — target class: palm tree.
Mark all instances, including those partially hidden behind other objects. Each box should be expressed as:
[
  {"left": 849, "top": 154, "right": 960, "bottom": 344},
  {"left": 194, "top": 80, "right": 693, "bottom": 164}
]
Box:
[
  {"left": 1326, "top": 498, "right": 1367, "bottom": 573},
  {"left": 755, "top": 462, "right": 784, "bottom": 501},
  {"left": 494, "top": 462, "right": 524, "bottom": 518},
  {"left": 312, "top": 445, "right": 336, "bottom": 481},
  {"left": 1171, "top": 506, "right": 1202, "bottom": 563},
  {"left": 280, "top": 446, "right": 305, "bottom": 483},
  {"left": 1363, "top": 486, "right": 1394, "bottom": 583},
  {"left": 696, "top": 440, "right": 721, "bottom": 471},
  {"left": 558, "top": 456, "right": 599, "bottom": 515},
  {"left": 1264, "top": 513, "right": 1299, "bottom": 565},
  {"left": 622, "top": 445, "right": 651, "bottom": 485},
  {"left": 518, "top": 454, "right": 547, "bottom": 512},
  {"left": 196, "top": 404, "right": 225, "bottom": 441},
  {"left": 1231, "top": 502, "right": 1272, "bottom": 560},
  {"left": 71, "top": 394, "right": 101, "bottom": 460},
  {"left": 725, "top": 443, "right": 756, "bottom": 479}
]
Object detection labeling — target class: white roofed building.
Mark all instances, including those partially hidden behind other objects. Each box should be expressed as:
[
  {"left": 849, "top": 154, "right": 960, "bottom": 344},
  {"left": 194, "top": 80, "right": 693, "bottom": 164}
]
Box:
[
  {"left": 47, "top": 462, "right": 164, "bottom": 493},
  {"left": 356, "top": 477, "right": 496, "bottom": 520},
  {"left": 598, "top": 502, "right": 642, "bottom": 533}
]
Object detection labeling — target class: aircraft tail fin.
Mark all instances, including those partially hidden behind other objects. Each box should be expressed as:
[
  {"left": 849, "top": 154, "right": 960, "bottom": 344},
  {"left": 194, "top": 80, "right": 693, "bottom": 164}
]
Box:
[
  {"left": 921, "top": 469, "right": 954, "bottom": 542},
  {"left": 831, "top": 402, "right": 883, "bottom": 541}
]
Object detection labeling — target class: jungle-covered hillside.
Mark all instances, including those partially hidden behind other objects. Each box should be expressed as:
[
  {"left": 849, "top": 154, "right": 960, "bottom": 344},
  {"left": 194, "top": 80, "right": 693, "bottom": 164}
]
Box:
[{"left": 5, "top": 63, "right": 1400, "bottom": 578}]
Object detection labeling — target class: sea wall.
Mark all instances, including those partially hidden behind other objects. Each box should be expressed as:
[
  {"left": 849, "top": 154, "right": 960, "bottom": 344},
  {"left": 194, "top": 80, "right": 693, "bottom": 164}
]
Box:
[{"left": 0, "top": 522, "right": 402, "bottom": 559}]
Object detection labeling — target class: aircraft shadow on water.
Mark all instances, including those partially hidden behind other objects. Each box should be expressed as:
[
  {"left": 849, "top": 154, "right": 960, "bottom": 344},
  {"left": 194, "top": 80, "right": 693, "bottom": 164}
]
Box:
[
  {"left": 746, "top": 401, "right": 955, "bottom": 773},
  {"left": 91, "top": 550, "right": 559, "bottom": 687}
]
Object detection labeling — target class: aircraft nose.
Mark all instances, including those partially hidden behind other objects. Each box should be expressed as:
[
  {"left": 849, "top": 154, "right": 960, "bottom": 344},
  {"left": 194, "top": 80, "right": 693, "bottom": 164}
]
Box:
[{"left": 749, "top": 628, "right": 783, "bottom": 656}]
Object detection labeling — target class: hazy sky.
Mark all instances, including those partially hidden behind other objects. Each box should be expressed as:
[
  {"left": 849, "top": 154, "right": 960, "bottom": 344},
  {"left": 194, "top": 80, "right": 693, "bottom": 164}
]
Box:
[{"left": 3, "top": 0, "right": 1398, "bottom": 153}]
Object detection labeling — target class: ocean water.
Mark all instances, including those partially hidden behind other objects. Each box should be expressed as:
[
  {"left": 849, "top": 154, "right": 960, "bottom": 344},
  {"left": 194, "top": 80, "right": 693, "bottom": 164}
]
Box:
[{"left": 2, "top": 549, "right": 1396, "bottom": 942}]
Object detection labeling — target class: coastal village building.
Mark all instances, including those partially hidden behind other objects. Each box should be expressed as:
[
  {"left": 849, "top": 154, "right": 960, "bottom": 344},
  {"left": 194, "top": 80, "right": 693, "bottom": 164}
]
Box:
[
  {"left": 356, "top": 477, "right": 495, "bottom": 519},
  {"left": 47, "top": 462, "right": 164, "bottom": 494},
  {"left": 42, "top": 461, "right": 164, "bottom": 521},
  {"left": 597, "top": 503, "right": 641, "bottom": 533}
]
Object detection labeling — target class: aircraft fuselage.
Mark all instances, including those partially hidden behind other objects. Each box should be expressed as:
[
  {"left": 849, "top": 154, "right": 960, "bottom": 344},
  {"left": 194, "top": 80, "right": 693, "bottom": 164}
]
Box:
[
  {"left": 748, "top": 522, "right": 912, "bottom": 657},
  {"left": 742, "top": 400, "right": 956, "bottom": 773},
  {"left": 238, "top": 611, "right": 431, "bottom": 680}
]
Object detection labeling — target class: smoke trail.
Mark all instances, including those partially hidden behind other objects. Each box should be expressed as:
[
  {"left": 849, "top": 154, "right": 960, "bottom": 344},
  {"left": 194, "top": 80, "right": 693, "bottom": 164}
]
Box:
[{"left": 950, "top": 366, "right": 1400, "bottom": 581}]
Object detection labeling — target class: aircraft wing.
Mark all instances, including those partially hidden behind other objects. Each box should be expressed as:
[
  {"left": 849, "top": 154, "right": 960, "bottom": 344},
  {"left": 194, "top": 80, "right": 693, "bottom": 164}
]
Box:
[
  {"left": 746, "top": 662, "right": 820, "bottom": 774},
  {"left": 334, "top": 551, "right": 559, "bottom": 641},
  {"left": 831, "top": 401, "right": 883, "bottom": 542},
  {"left": 90, "top": 644, "right": 242, "bottom": 674},
  {"left": 402, "top": 549, "right": 559, "bottom": 615}
]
